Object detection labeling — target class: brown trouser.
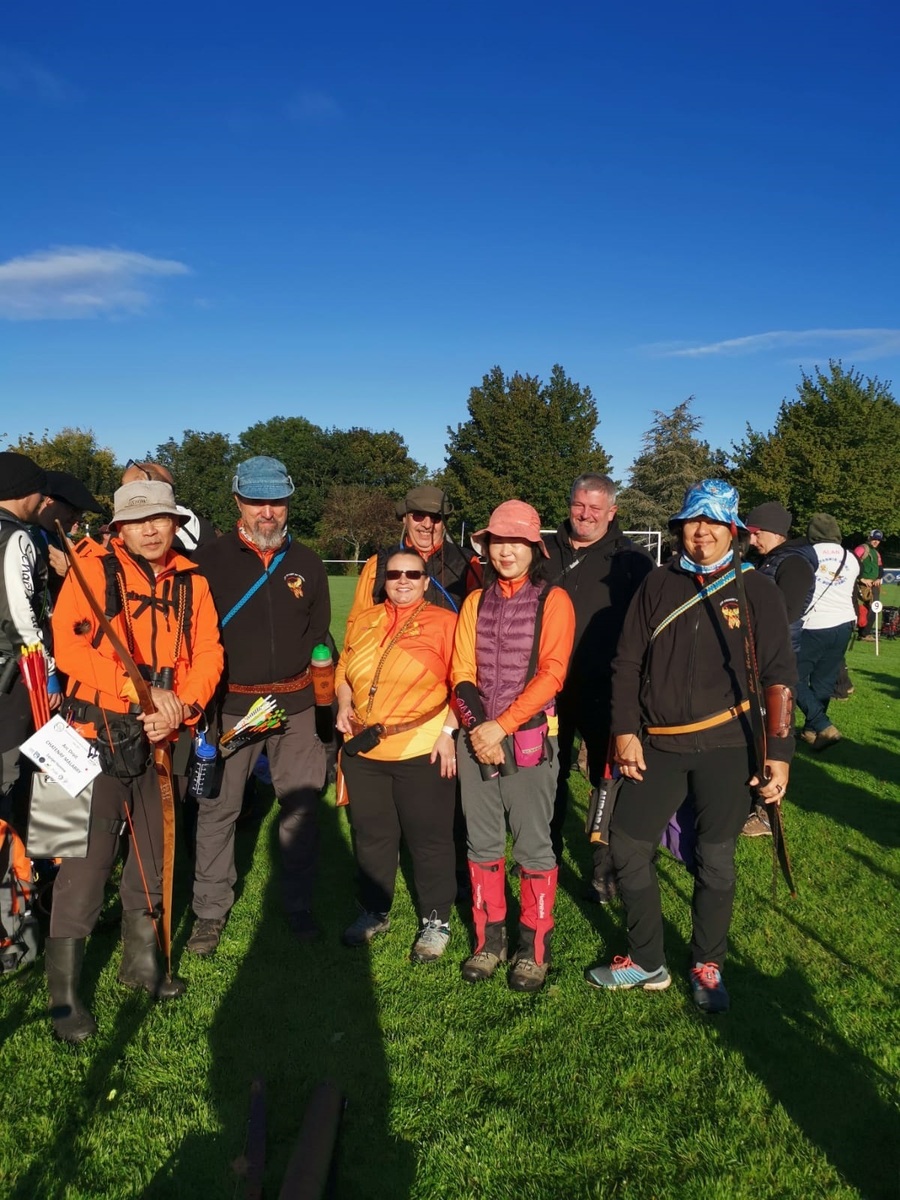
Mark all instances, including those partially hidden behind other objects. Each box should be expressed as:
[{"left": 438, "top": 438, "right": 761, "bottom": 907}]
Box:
[{"left": 191, "top": 706, "right": 326, "bottom": 921}]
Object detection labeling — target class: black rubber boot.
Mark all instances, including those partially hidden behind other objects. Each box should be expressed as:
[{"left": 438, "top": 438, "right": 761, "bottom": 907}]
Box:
[
  {"left": 118, "top": 910, "right": 186, "bottom": 1000},
  {"left": 45, "top": 937, "right": 97, "bottom": 1044}
]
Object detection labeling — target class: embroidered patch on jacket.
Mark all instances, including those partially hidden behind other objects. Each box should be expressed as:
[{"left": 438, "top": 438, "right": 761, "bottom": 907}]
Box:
[
  {"left": 284, "top": 573, "right": 305, "bottom": 598},
  {"left": 720, "top": 599, "right": 741, "bottom": 630}
]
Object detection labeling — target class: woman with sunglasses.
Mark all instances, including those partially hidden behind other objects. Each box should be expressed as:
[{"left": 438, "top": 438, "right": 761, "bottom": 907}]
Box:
[
  {"left": 336, "top": 550, "right": 459, "bottom": 962},
  {"left": 451, "top": 501, "right": 575, "bottom": 992}
]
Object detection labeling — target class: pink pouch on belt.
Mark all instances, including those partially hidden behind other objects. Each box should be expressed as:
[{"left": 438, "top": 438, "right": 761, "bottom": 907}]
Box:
[{"left": 513, "top": 722, "right": 547, "bottom": 768}]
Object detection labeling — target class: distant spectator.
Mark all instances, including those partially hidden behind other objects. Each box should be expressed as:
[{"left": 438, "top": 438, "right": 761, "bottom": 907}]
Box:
[
  {"left": 854, "top": 529, "right": 884, "bottom": 639},
  {"left": 798, "top": 514, "right": 859, "bottom": 752}
]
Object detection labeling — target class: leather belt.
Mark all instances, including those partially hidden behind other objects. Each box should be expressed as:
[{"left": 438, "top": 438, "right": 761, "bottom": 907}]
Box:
[
  {"left": 230, "top": 668, "right": 311, "bottom": 695},
  {"left": 349, "top": 699, "right": 447, "bottom": 739},
  {"left": 645, "top": 699, "right": 750, "bottom": 736}
]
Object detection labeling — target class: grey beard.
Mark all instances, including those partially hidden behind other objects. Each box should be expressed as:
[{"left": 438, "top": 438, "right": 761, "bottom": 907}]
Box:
[{"left": 244, "top": 524, "right": 286, "bottom": 552}]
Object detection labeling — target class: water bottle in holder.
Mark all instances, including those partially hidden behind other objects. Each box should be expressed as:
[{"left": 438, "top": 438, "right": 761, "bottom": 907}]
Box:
[{"left": 187, "top": 729, "right": 219, "bottom": 799}]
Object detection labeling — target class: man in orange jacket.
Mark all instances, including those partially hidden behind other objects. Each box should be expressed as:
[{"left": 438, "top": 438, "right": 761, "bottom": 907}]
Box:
[{"left": 47, "top": 480, "right": 223, "bottom": 1043}]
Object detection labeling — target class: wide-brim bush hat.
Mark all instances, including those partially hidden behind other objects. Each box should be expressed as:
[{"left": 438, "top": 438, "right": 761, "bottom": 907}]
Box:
[
  {"left": 471, "top": 499, "right": 549, "bottom": 558},
  {"left": 670, "top": 479, "right": 745, "bottom": 529},
  {"left": 112, "top": 480, "right": 186, "bottom": 525},
  {"left": 232, "top": 456, "right": 295, "bottom": 501}
]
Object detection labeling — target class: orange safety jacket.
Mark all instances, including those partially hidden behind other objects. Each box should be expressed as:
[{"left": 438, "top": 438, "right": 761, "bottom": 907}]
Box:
[{"left": 51, "top": 538, "right": 224, "bottom": 734}]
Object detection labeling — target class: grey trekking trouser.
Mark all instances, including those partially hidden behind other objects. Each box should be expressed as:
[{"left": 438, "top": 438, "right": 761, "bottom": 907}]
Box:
[{"left": 192, "top": 707, "right": 326, "bottom": 921}]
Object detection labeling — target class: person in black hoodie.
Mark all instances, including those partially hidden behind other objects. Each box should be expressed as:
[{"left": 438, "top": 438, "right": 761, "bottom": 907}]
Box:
[
  {"left": 545, "top": 474, "right": 654, "bottom": 898},
  {"left": 585, "top": 480, "right": 796, "bottom": 1014}
]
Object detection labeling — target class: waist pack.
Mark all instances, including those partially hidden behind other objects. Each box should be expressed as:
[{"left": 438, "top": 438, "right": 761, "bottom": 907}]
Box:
[{"left": 95, "top": 714, "right": 151, "bottom": 779}]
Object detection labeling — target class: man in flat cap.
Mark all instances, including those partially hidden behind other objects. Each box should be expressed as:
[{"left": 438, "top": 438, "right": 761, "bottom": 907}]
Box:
[
  {"left": 0, "top": 452, "right": 59, "bottom": 823},
  {"left": 188, "top": 456, "right": 332, "bottom": 954},
  {"left": 347, "top": 485, "right": 482, "bottom": 624}
]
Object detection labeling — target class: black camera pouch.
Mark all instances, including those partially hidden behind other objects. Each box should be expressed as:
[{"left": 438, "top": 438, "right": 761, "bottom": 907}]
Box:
[
  {"left": 95, "top": 714, "right": 151, "bottom": 779},
  {"left": 342, "top": 724, "right": 385, "bottom": 756}
]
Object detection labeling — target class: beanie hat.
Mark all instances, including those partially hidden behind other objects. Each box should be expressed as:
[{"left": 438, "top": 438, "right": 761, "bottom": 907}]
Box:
[
  {"left": 0, "top": 452, "right": 47, "bottom": 501},
  {"left": 744, "top": 502, "right": 792, "bottom": 538},
  {"left": 807, "top": 513, "right": 842, "bottom": 544}
]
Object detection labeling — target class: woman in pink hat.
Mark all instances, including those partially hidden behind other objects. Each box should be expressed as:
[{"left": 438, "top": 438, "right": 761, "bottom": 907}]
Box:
[{"left": 451, "top": 500, "right": 575, "bottom": 992}]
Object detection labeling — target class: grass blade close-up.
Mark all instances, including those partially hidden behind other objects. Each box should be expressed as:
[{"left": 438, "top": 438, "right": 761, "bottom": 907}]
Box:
[{"left": 1, "top": 577, "right": 897, "bottom": 1199}]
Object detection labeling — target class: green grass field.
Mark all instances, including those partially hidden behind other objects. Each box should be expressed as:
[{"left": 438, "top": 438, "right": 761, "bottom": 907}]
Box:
[{"left": 1, "top": 581, "right": 898, "bottom": 1198}]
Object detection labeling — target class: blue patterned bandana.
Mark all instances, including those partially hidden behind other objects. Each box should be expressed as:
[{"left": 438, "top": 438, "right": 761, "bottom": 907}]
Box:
[{"left": 680, "top": 549, "right": 734, "bottom": 575}]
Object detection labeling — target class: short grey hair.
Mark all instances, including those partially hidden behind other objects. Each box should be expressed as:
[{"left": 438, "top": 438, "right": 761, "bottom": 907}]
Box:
[{"left": 569, "top": 474, "right": 616, "bottom": 505}]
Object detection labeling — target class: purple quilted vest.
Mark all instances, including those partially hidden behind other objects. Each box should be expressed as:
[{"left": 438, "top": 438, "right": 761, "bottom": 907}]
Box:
[{"left": 476, "top": 580, "right": 544, "bottom": 719}]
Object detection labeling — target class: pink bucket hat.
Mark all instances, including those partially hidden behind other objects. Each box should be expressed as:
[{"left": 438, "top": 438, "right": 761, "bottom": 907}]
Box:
[{"left": 471, "top": 500, "right": 549, "bottom": 558}]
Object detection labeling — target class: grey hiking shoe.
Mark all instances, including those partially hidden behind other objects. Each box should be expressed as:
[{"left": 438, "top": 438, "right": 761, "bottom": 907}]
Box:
[
  {"left": 585, "top": 955, "right": 671, "bottom": 991},
  {"left": 410, "top": 912, "right": 450, "bottom": 964},
  {"left": 342, "top": 910, "right": 390, "bottom": 947},
  {"left": 508, "top": 954, "right": 549, "bottom": 993},
  {"left": 186, "top": 918, "right": 226, "bottom": 957}
]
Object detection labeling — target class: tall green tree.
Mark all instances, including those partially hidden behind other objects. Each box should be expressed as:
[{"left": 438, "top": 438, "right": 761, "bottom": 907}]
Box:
[
  {"left": 3, "top": 426, "right": 120, "bottom": 517},
  {"left": 442, "top": 364, "right": 610, "bottom": 527},
  {"left": 153, "top": 430, "right": 238, "bottom": 533},
  {"left": 729, "top": 361, "right": 900, "bottom": 537},
  {"left": 616, "top": 399, "right": 718, "bottom": 529}
]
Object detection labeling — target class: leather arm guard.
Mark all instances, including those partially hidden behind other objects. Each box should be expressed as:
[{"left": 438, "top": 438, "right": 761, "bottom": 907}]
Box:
[{"left": 765, "top": 685, "right": 794, "bottom": 738}]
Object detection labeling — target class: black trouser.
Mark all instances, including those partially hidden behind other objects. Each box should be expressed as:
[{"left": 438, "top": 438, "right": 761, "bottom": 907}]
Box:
[
  {"left": 341, "top": 752, "right": 456, "bottom": 922},
  {"left": 551, "top": 688, "right": 612, "bottom": 877},
  {"left": 50, "top": 767, "right": 163, "bottom": 939},
  {"left": 609, "top": 745, "right": 752, "bottom": 970}
]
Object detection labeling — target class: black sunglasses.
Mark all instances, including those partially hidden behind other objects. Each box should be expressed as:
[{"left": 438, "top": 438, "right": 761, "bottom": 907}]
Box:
[
  {"left": 408, "top": 510, "right": 443, "bottom": 523},
  {"left": 385, "top": 569, "right": 426, "bottom": 581}
]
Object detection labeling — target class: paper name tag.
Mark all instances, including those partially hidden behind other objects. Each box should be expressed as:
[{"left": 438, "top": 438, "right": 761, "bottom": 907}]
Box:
[{"left": 21, "top": 715, "right": 103, "bottom": 798}]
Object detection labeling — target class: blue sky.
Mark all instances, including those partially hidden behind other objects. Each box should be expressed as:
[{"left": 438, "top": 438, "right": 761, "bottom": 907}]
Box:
[{"left": 2, "top": 1, "right": 898, "bottom": 486}]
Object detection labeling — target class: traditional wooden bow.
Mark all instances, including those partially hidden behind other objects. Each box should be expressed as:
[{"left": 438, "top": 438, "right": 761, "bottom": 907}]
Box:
[{"left": 56, "top": 523, "right": 177, "bottom": 979}]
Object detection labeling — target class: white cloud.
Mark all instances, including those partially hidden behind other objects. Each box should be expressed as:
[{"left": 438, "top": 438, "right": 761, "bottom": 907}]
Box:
[
  {"left": 0, "top": 47, "right": 74, "bottom": 102},
  {"left": 0, "top": 247, "right": 191, "bottom": 320},
  {"left": 651, "top": 328, "right": 900, "bottom": 360},
  {"left": 286, "top": 89, "right": 342, "bottom": 123}
]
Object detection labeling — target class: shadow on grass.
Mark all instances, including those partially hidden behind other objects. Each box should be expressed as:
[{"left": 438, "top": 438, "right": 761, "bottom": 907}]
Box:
[
  {"left": 788, "top": 743, "right": 900, "bottom": 848},
  {"left": 145, "top": 794, "right": 416, "bottom": 1199},
  {"left": 719, "top": 954, "right": 899, "bottom": 1199}
]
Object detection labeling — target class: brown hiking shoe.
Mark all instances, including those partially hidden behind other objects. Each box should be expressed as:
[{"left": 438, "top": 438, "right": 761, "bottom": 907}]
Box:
[
  {"left": 799, "top": 729, "right": 817, "bottom": 745},
  {"left": 741, "top": 811, "right": 772, "bottom": 838},
  {"left": 508, "top": 954, "right": 549, "bottom": 993},
  {"left": 186, "top": 918, "right": 226, "bottom": 956},
  {"left": 811, "top": 725, "right": 842, "bottom": 752},
  {"left": 461, "top": 948, "right": 506, "bottom": 983}
]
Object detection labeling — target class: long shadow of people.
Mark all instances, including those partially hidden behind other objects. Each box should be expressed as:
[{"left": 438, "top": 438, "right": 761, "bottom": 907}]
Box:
[
  {"left": 717, "top": 950, "right": 899, "bottom": 1198},
  {"left": 788, "top": 745, "right": 900, "bottom": 849},
  {"left": 144, "top": 795, "right": 416, "bottom": 1198}
]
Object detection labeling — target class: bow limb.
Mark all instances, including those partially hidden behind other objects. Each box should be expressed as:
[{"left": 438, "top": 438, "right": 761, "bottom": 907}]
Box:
[{"left": 57, "top": 523, "right": 176, "bottom": 976}]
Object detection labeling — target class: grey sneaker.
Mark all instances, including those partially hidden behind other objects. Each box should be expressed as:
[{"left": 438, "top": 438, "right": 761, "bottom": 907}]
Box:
[
  {"left": 342, "top": 910, "right": 390, "bottom": 947},
  {"left": 410, "top": 912, "right": 450, "bottom": 963},
  {"left": 186, "top": 917, "right": 226, "bottom": 956},
  {"left": 585, "top": 955, "right": 671, "bottom": 991}
]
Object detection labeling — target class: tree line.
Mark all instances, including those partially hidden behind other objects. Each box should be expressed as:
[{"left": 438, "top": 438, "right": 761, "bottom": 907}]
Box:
[{"left": 5, "top": 360, "right": 898, "bottom": 559}]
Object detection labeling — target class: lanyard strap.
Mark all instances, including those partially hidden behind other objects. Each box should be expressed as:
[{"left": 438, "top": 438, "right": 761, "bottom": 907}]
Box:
[
  {"left": 650, "top": 564, "right": 753, "bottom": 644},
  {"left": 221, "top": 543, "right": 290, "bottom": 628}
]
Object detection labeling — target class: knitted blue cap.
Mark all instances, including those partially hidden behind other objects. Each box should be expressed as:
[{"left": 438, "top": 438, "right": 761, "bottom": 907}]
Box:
[{"left": 670, "top": 479, "right": 745, "bottom": 529}]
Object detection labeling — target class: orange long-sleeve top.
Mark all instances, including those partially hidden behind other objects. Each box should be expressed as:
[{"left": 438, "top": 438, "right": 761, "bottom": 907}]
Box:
[
  {"left": 347, "top": 539, "right": 483, "bottom": 625},
  {"left": 52, "top": 538, "right": 224, "bottom": 725},
  {"left": 450, "top": 579, "right": 575, "bottom": 734},
  {"left": 336, "top": 599, "right": 457, "bottom": 761}
]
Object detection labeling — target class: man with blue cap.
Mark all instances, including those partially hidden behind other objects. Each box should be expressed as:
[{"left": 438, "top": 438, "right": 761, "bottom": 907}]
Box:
[
  {"left": 585, "top": 480, "right": 796, "bottom": 1013},
  {"left": 188, "top": 457, "right": 331, "bottom": 952}
]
